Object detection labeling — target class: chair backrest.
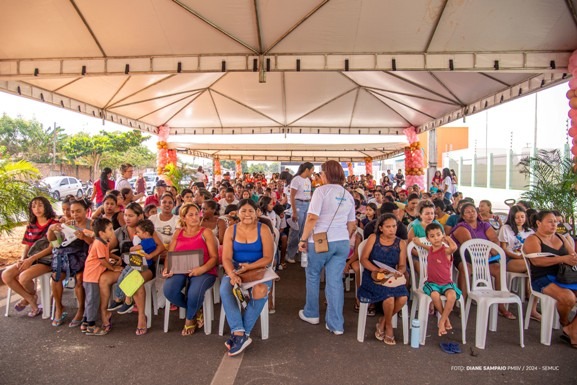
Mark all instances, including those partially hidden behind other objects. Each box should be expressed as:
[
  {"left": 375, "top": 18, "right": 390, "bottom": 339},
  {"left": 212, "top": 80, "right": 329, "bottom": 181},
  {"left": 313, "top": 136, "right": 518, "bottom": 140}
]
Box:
[
  {"left": 357, "top": 239, "right": 369, "bottom": 285},
  {"left": 406, "top": 238, "right": 432, "bottom": 291},
  {"left": 460, "top": 239, "right": 508, "bottom": 293},
  {"left": 520, "top": 250, "right": 535, "bottom": 291}
]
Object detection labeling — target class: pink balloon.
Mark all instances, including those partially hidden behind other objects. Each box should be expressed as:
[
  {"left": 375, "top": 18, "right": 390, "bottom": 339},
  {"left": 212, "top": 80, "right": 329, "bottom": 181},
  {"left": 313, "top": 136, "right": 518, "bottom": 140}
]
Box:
[
  {"left": 569, "top": 78, "right": 577, "bottom": 90},
  {"left": 571, "top": 54, "right": 577, "bottom": 66},
  {"left": 569, "top": 109, "right": 577, "bottom": 119}
]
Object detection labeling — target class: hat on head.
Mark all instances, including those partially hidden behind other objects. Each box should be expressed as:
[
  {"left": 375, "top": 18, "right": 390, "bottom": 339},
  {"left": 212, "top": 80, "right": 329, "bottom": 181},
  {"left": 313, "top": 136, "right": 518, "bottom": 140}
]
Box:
[
  {"left": 156, "top": 180, "right": 167, "bottom": 187},
  {"left": 354, "top": 188, "right": 366, "bottom": 199}
]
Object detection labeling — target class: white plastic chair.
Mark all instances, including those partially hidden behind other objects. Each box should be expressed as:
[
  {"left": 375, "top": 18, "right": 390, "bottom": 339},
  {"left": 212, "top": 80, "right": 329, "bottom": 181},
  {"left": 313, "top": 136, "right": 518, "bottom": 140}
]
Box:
[
  {"left": 522, "top": 252, "right": 561, "bottom": 345},
  {"left": 506, "top": 271, "right": 527, "bottom": 303},
  {"left": 218, "top": 296, "right": 269, "bottom": 340},
  {"left": 143, "top": 278, "right": 158, "bottom": 329},
  {"left": 461, "top": 239, "right": 524, "bottom": 349},
  {"left": 164, "top": 286, "right": 214, "bottom": 335},
  {"left": 345, "top": 228, "right": 363, "bottom": 292},
  {"left": 356, "top": 239, "right": 409, "bottom": 344},
  {"left": 407, "top": 239, "right": 466, "bottom": 345},
  {"left": 4, "top": 272, "right": 52, "bottom": 320}
]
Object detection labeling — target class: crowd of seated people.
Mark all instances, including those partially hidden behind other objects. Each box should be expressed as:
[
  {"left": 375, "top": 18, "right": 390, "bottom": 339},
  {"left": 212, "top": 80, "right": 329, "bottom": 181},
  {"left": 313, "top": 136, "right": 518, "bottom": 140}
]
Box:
[{"left": 3, "top": 165, "right": 576, "bottom": 355}]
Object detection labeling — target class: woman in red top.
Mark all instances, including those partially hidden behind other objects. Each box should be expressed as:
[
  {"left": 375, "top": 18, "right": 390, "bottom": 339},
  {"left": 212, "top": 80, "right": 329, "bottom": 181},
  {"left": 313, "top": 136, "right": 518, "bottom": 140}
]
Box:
[
  {"left": 431, "top": 170, "right": 443, "bottom": 187},
  {"left": 163, "top": 203, "right": 218, "bottom": 336},
  {"left": 90, "top": 167, "right": 115, "bottom": 207},
  {"left": 1, "top": 197, "right": 59, "bottom": 317}
]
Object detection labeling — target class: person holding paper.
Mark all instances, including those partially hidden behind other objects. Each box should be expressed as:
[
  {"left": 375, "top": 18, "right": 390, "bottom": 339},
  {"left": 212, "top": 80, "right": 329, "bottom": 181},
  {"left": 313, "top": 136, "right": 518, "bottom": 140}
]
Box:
[
  {"left": 163, "top": 203, "right": 218, "bottom": 336},
  {"left": 357, "top": 214, "right": 408, "bottom": 345},
  {"left": 220, "top": 199, "right": 275, "bottom": 356}
]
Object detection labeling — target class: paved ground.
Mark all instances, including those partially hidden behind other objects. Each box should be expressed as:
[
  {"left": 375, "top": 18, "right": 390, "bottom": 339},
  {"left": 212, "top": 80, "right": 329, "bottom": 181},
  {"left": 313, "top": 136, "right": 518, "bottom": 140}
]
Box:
[{"left": 0, "top": 265, "right": 575, "bottom": 385}]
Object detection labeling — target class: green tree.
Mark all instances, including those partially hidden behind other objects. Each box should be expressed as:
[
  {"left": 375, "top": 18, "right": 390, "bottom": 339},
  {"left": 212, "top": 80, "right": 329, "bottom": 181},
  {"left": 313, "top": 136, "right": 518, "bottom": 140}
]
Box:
[
  {"left": 63, "top": 130, "right": 148, "bottom": 179},
  {"left": 0, "top": 160, "right": 46, "bottom": 235},
  {"left": 0, "top": 114, "right": 66, "bottom": 162},
  {"left": 100, "top": 146, "right": 157, "bottom": 170},
  {"left": 518, "top": 149, "right": 577, "bottom": 234}
]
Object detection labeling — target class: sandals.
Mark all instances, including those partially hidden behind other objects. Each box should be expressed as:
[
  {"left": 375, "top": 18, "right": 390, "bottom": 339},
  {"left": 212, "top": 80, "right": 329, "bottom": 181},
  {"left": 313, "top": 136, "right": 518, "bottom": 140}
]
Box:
[
  {"left": 196, "top": 309, "right": 204, "bottom": 329},
  {"left": 367, "top": 306, "right": 376, "bottom": 317},
  {"left": 375, "top": 323, "right": 385, "bottom": 341},
  {"left": 27, "top": 306, "right": 43, "bottom": 318},
  {"left": 135, "top": 317, "right": 147, "bottom": 336},
  {"left": 384, "top": 335, "right": 396, "bottom": 346},
  {"left": 440, "top": 342, "right": 462, "bottom": 354},
  {"left": 14, "top": 300, "right": 28, "bottom": 312},
  {"left": 68, "top": 319, "right": 83, "bottom": 328},
  {"left": 86, "top": 326, "right": 109, "bottom": 336},
  {"left": 80, "top": 322, "right": 89, "bottom": 333},
  {"left": 52, "top": 312, "right": 68, "bottom": 326},
  {"left": 499, "top": 310, "right": 517, "bottom": 320},
  {"left": 181, "top": 321, "right": 196, "bottom": 336}
]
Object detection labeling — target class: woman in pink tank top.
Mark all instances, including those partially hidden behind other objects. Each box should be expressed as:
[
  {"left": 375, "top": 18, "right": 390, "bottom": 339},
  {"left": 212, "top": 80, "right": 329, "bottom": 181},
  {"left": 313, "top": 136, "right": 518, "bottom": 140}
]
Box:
[{"left": 162, "top": 203, "right": 218, "bottom": 336}]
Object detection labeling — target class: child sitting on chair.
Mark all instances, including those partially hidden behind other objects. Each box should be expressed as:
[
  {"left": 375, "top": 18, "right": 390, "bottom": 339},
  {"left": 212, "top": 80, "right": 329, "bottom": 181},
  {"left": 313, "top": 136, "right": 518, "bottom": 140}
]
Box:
[
  {"left": 413, "top": 223, "right": 461, "bottom": 336},
  {"left": 107, "top": 219, "right": 160, "bottom": 314}
]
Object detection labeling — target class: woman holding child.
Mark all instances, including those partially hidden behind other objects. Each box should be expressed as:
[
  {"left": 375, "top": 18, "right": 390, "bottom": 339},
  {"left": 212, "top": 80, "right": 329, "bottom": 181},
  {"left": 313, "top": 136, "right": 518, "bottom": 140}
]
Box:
[
  {"left": 163, "top": 203, "right": 218, "bottom": 336},
  {"left": 101, "top": 202, "right": 165, "bottom": 335},
  {"left": 357, "top": 214, "right": 408, "bottom": 345},
  {"left": 220, "top": 199, "right": 275, "bottom": 356}
]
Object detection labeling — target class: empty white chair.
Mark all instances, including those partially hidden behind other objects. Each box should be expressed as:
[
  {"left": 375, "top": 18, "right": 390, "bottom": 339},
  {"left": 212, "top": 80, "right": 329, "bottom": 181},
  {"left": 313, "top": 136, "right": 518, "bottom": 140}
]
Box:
[
  {"left": 4, "top": 272, "right": 52, "bottom": 320},
  {"left": 356, "top": 239, "right": 409, "bottom": 344},
  {"left": 164, "top": 287, "right": 214, "bottom": 335},
  {"left": 407, "top": 239, "right": 466, "bottom": 345},
  {"left": 461, "top": 239, "right": 524, "bottom": 349}
]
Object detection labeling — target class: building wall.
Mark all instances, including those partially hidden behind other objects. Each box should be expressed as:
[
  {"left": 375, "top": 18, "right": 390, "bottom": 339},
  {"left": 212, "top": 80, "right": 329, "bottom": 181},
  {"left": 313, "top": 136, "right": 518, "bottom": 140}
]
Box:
[
  {"left": 32, "top": 163, "right": 92, "bottom": 182},
  {"left": 418, "top": 126, "right": 469, "bottom": 167}
]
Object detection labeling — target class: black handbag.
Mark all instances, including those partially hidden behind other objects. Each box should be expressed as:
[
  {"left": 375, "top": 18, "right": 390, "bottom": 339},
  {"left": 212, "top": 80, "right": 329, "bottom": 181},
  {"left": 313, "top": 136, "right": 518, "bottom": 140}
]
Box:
[{"left": 556, "top": 263, "right": 577, "bottom": 284}]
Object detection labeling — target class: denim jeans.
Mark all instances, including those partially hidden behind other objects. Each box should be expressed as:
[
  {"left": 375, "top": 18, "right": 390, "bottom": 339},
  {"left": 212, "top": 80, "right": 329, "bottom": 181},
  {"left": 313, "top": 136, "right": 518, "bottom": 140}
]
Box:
[
  {"left": 286, "top": 200, "right": 310, "bottom": 259},
  {"left": 163, "top": 273, "right": 216, "bottom": 320},
  {"left": 303, "top": 240, "right": 349, "bottom": 332},
  {"left": 220, "top": 275, "right": 272, "bottom": 335}
]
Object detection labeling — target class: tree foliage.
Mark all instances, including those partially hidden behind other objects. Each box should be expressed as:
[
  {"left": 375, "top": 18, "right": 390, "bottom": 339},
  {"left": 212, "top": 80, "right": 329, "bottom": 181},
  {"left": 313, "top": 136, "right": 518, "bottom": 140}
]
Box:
[
  {"left": 101, "top": 146, "right": 157, "bottom": 170},
  {"left": 518, "top": 149, "right": 577, "bottom": 233},
  {"left": 63, "top": 130, "right": 149, "bottom": 178},
  {"left": 0, "top": 114, "right": 65, "bottom": 162},
  {"left": 0, "top": 160, "right": 47, "bottom": 235}
]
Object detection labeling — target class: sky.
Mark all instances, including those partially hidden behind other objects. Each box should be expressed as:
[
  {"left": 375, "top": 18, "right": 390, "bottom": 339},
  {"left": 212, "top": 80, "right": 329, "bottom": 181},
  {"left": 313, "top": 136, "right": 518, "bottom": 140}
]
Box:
[{"left": 0, "top": 80, "right": 570, "bottom": 160}]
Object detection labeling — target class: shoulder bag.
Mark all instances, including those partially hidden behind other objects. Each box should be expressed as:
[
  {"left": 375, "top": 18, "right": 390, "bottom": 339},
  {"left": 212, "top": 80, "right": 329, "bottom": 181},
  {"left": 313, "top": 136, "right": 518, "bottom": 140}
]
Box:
[{"left": 313, "top": 187, "right": 346, "bottom": 253}]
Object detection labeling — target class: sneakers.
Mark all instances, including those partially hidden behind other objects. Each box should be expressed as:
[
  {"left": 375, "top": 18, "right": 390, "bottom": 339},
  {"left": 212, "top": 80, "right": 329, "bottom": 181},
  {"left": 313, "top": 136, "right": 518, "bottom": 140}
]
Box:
[
  {"left": 325, "top": 323, "right": 344, "bottom": 335},
  {"left": 228, "top": 334, "right": 252, "bottom": 356},
  {"left": 298, "top": 309, "right": 319, "bottom": 325},
  {"left": 285, "top": 257, "right": 296, "bottom": 264},
  {"left": 107, "top": 300, "right": 124, "bottom": 312},
  {"left": 117, "top": 302, "right": 134, "bottom": 314}
]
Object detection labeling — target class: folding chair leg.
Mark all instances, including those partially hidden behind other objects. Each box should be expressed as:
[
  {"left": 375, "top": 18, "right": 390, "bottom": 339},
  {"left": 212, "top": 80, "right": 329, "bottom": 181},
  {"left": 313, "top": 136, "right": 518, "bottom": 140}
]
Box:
[
  {"left": 401, "top": 305, "right": 409, "bottom": 345},
  {"left": 517, "top": 302, "right": 525, "bottom": 348},
  {"left": 458, "top": 297, "right": 467, "bottom": 344},
  {"left": 4, "top": 288, "right": 12, "bottom": 317}
]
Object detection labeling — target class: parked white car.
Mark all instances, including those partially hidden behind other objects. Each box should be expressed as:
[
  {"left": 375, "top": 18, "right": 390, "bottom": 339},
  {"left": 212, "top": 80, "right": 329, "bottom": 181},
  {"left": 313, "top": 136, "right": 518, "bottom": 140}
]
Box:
[{"left": 41, "top": 176, "right": 84, "bottom": 201}]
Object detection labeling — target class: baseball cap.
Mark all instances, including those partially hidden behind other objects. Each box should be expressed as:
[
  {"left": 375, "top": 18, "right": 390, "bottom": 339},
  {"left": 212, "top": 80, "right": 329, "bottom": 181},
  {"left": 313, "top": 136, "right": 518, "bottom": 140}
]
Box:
[{"left": 156, "top": 180, "right": 167, "bottom": 187}]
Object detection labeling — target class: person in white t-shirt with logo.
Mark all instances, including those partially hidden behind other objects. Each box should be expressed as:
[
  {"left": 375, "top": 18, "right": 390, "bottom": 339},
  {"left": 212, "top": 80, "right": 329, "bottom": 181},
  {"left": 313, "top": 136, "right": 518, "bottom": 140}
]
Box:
[
  {"left": 297, "top": 160, "right": 357, "bottom": 334},
  {"left": 286, "top": 162, "right": 314, "bottom": 263}
]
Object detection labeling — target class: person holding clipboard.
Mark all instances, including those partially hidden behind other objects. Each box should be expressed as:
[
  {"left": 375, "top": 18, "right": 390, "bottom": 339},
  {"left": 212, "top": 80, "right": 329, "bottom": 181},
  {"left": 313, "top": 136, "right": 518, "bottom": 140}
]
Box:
[{"left": 162, "top": 203, "right": 219, "bottom": 336}]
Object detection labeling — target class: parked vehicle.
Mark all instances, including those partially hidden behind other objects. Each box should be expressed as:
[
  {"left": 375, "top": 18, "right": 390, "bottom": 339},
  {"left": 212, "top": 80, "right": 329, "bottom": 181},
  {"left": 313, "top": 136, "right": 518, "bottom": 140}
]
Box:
[
  {"left": 41, "top": 176, "right": 84, "bottom": 201},
  {"left": 143, "top": 173, "right": 159, "bottom": 195}
]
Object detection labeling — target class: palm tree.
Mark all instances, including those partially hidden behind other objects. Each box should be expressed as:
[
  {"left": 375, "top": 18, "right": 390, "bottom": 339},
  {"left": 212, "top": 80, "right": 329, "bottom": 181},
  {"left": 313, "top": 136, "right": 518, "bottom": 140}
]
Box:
[
  {"left": 0, "top": 160, "right": 47, "bottom": 235},
  {"left": 518, "top": 149, "right": 577, "bottom": 234}
]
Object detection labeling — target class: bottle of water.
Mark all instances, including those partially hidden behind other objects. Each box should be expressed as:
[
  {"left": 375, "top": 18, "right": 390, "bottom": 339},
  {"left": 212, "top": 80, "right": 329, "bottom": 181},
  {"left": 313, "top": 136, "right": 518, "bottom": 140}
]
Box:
[
  {"left": 411, "top": 319, "right": 420, "bottom": 348},
  {"left": 301, "top": 251, "right": 308, "bottom": 268}
]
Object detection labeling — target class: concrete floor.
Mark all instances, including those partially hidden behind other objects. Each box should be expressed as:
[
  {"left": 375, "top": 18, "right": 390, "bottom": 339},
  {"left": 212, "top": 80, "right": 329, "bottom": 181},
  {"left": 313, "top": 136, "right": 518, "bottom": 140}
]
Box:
[{"left": 0, "top": 265, "right": 575, "bottom": 385}]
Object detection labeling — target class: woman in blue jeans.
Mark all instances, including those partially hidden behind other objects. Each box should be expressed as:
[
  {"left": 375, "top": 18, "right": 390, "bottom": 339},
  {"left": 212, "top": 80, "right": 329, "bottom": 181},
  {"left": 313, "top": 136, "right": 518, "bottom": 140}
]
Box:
[
  {"left": 220, "top": 199, "right": 275, "bottom": 356},
  {"left": 298, "top": 160, "right": 357, "bottom": 334},
  {"left": 286, "top": 162, "right": 314, "bottom": 263},
  {"left": 163, "top": 203, "right": 218, "bottom": 336}
]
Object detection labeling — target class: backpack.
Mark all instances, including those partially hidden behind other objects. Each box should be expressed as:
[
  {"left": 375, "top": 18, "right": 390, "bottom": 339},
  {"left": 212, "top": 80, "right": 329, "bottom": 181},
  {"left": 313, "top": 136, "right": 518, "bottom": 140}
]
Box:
[{"left": 51, "top": 240, "right": 89, "bottom": 287}]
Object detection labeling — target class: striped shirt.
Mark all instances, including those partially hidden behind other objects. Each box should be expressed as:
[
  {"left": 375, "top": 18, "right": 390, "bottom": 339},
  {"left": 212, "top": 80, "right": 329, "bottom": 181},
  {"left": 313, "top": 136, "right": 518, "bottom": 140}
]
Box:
[{"left": 22, "top": 218, "right": 59, "bottom": 246}]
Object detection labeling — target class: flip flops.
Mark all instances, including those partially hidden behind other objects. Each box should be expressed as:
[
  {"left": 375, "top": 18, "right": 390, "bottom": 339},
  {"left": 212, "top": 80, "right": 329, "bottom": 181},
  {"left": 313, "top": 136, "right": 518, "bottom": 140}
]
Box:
[
  {"left": 27, "top": 306, "right": 43, "bottom": 318},
  {"left": 51, "top": 312, "right": 68, "bottom": 326},
  {"left": 14, "top": 300, "right": 28, "bottom": 312},
  {"left": 440, "top": 342, "right": 462, "bottom": 354},
  {"left": 68, "top": 319, "right": 82, "bottom": 328}
]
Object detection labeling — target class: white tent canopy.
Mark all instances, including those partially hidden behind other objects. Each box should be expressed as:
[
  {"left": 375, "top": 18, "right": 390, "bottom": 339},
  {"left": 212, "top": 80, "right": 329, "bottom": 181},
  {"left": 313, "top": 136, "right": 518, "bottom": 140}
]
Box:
[{"left": 1, "top": 0, "right": 576, "bottom": 161}]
